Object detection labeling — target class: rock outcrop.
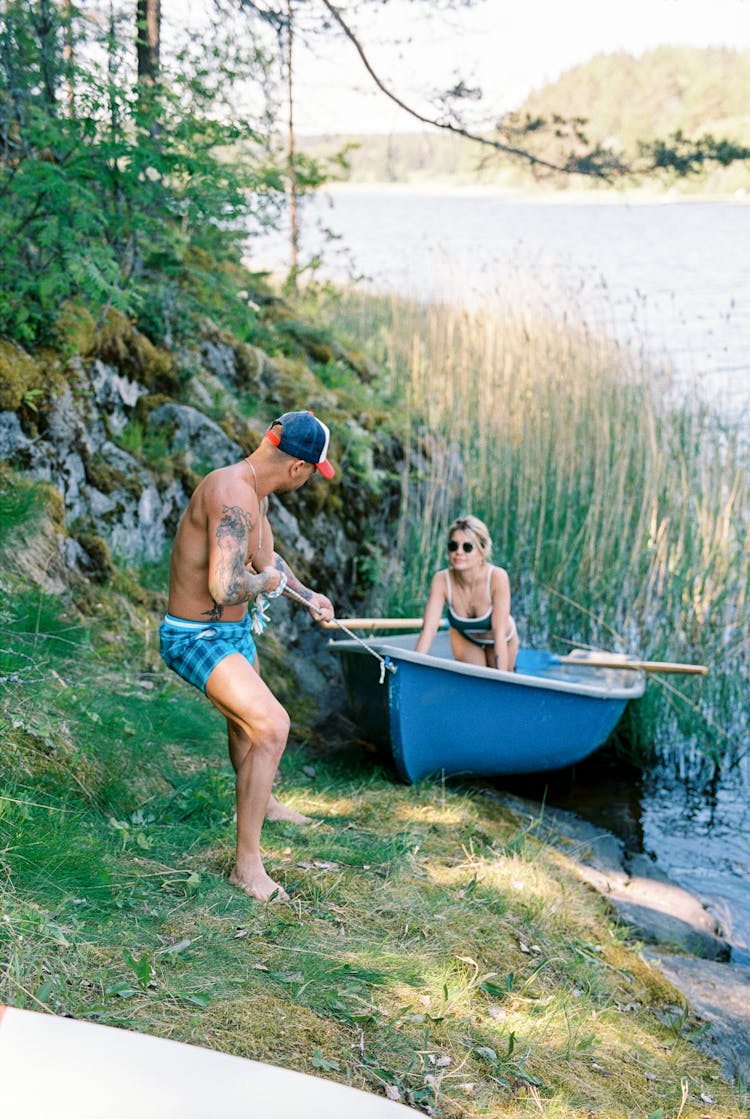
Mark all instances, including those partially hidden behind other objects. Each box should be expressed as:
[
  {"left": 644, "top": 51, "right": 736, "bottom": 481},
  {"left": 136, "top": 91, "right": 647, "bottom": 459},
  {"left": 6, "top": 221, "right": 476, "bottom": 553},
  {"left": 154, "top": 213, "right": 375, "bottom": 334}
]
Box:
[{"left": 490, "top": 793, "right": 750, "bottom": 1086}]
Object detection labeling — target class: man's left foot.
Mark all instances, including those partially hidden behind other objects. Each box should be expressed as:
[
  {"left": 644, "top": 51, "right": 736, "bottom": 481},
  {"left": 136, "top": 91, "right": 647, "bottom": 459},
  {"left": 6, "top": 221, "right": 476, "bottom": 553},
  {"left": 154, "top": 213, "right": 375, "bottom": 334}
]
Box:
[{"left": 265, "top": 794, "right": 312, "bottom": 825}]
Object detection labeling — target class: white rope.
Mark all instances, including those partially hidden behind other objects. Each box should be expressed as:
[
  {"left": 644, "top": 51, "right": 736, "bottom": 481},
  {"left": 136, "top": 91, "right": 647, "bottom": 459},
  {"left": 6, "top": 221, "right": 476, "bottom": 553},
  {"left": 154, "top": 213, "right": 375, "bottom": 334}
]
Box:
[
  {"left": 282, "top": 585, "right": 395, "bottom": 682},
  {"left": 249, "top": 572, "right": 288, "bottom": 635}
]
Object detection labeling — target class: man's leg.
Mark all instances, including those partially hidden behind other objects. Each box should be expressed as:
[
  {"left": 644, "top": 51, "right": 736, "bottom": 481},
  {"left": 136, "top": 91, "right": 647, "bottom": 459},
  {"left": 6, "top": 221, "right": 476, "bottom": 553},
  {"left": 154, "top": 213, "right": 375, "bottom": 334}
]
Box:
[
  {"left": 249, "top": 650, "right": 312, "bottom": 826},
  {"left": 205, "top": 653, "right": 290, "bottom": 900}
]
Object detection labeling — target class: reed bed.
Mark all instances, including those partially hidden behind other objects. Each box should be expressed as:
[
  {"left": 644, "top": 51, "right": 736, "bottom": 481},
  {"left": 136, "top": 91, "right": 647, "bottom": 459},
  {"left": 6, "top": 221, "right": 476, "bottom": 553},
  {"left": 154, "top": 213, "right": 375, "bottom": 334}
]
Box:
[{"left": 325, "top": 289, "right": 750, "bottom": 762}]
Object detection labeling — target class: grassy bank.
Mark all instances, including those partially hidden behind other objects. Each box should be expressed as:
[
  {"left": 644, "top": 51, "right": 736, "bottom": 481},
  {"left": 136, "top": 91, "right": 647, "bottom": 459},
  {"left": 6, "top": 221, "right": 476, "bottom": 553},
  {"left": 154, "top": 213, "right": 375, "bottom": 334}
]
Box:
[
  {"left": 0, "top": 477, "right": 746, "bottom": 1117},
  {"left": 314, "top": 289, "right": 750, "bottom": 766}
]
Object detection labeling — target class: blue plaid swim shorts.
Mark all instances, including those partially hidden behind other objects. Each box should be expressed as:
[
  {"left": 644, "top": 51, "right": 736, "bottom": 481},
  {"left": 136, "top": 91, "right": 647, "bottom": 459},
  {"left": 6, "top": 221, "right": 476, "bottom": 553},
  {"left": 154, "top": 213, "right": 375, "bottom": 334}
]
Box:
[{"left": 159, "top": 613, "right": 257, "bottom": 694}]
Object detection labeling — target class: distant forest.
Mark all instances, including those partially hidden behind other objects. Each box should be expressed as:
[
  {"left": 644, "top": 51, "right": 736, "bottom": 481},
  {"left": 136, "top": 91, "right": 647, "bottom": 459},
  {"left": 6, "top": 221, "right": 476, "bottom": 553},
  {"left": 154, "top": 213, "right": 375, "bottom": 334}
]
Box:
[{"left": 300, "top": 47, "right": 750, "bottom": 194}]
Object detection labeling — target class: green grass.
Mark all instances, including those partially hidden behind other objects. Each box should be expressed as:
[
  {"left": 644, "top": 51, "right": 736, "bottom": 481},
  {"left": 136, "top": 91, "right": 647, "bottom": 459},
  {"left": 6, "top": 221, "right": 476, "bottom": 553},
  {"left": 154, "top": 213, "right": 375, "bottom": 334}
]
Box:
[
  {"left": 317, "top": 288, "right": 750, "bottom": 766},
  {"left": 1, "top": 523, "right": 747, "bottom": 1117}
]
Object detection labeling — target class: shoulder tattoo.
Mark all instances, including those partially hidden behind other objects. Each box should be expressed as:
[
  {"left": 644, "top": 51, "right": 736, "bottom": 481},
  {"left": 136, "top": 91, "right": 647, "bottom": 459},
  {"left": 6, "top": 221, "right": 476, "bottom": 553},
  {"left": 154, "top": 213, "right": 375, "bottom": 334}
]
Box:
[{"left": 216, "top": 504, "right": 252, "bottom": 543}]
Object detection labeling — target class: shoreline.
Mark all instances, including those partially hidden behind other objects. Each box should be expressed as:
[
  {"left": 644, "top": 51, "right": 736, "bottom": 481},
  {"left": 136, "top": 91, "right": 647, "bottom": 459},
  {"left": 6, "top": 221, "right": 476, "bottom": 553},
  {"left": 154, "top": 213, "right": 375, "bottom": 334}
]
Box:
[
  {"left": 488, "top": 790, "right": 750, "bottom": 1087},
  {"left": 316, "top": 179, "right": 749, "bottom": 205}
]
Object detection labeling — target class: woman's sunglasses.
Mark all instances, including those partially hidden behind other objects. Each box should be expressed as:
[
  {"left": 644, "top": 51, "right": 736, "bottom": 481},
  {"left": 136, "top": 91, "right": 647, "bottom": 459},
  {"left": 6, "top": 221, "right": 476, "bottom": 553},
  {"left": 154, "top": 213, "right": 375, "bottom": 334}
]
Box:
[{"left": 448, "top": 540, "right": 474, "bottom": 553}]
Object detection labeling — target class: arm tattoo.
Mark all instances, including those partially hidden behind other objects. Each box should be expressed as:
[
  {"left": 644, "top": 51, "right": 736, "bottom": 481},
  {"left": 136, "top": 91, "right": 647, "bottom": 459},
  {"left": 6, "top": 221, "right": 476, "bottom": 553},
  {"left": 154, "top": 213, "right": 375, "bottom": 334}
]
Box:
[
  {"left": 273, "top": 554, "right": 312, "bottom": 601},
  {"left": 209, "top": 504, "right": 254, "bottom": 607},
  {"left": 216, "top": 504, "right": 252, "bottom": 545}
]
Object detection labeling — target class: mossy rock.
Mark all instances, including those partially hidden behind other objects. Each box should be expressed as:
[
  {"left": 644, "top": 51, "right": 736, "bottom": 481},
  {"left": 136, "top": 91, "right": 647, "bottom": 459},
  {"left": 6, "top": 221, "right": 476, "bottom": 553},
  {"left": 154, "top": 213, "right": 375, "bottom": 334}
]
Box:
[
  {"left": 198, "top": 322, "right": 275, "bottom": 393},
  {"left": 84, "top": 457, "right": 143, "bottom": 501},
  {"left": 77, "top": 533, "right": 115, "bottom": 584},
  {"left": 336, "top": 345, "right": 377, "bottom": 382},
  {"left": 174, "top": 458, "right": 202, "bottom": 495},
  {"left": 276, "top": 318, "right": 337, "bottom": 364},
  {"left": 95, "top": 310, "right": 178, "bottom": 393},
  {"left": 234, "top": 342, "right": 276, "bottom": 388},
  {"left": 52, "top": 301, "right": 98, "bottom": 356},
  {"left": 133, "top": 393, "right": 176, "bottom": 423},
  {"left": 0, "top": 339, "right": 46, "bottom": 411},
  {"left": 218, "top": 413, "right": 257, "bottom": 451},
  {"left": 266, "top": 357, "right": 337, "bottom": 416}
]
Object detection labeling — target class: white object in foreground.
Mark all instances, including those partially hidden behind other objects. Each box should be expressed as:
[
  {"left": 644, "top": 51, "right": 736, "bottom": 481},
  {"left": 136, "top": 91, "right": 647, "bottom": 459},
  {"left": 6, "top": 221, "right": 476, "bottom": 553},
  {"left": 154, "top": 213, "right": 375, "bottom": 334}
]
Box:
[{"left": 0, "top": 1006, "right": 418, "bottom": 1118}]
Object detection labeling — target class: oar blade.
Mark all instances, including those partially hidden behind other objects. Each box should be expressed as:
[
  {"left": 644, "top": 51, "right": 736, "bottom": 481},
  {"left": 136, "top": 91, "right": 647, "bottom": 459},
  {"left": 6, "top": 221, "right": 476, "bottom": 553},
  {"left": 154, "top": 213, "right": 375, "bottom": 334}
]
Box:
[{"left": 560, "top": 652, "right": 707, "bottom": 675}]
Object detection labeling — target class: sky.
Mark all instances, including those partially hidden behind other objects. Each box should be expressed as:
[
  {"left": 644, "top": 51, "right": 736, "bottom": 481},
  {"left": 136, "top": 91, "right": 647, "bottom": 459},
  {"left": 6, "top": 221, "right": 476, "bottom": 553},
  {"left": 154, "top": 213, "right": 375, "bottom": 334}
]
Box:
[
  {"left": 285, "top": 0, "right": 750, "bottom": 134},
  {"left": 169, "top": 0, "right": 750, "bottom": 134}
]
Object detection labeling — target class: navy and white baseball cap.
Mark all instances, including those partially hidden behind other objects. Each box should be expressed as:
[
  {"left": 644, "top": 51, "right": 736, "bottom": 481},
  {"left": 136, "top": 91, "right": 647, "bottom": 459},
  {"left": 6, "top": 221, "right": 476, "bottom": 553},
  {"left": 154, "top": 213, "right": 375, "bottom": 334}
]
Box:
[{"left": 265, "top": 411, "right": 334, "bottom": 479}]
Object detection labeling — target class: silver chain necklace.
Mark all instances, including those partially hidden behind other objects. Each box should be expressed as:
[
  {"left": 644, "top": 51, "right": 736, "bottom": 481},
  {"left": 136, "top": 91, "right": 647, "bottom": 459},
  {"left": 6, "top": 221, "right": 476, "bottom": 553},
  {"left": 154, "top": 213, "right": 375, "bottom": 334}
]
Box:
[{"left": 245, "top": 457, "right": 263, "bottom": 552}]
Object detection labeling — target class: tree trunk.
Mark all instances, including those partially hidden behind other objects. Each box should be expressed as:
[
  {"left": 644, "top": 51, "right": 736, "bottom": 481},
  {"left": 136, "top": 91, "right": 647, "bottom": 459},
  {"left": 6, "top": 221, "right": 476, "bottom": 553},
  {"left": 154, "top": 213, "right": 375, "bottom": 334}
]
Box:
[
  {"left": 62, "top": 0, "right": 74, "bottom": 113},
  {"left": 37, "top": 0, "right": 60, "bottom": 109},
  {"left": 136, "top": 0, "right": 160, "bottom": 84},
  {"left": 285, "top": 0, "right": 299, "bottom": 293}
]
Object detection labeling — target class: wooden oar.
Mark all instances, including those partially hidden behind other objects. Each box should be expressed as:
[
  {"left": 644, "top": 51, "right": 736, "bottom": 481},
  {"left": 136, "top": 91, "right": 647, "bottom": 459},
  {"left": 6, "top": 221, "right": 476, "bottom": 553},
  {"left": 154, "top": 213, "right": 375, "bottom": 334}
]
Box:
[
  {"left": 532, "top": 650, "right": 707, "bottom": 676},
  {"left": 320, "top": 617, "right": 443, "bottom": 630}
]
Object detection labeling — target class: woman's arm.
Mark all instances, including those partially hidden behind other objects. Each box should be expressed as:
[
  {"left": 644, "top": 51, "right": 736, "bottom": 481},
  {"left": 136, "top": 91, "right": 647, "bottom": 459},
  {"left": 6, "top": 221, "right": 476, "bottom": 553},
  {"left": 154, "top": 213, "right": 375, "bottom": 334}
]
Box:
[
  {"left": 490, "top": 567, "right": 512, "bottom": 672},
  {"left": 415, "top": 572, "right": 446, "bottom": 654}
]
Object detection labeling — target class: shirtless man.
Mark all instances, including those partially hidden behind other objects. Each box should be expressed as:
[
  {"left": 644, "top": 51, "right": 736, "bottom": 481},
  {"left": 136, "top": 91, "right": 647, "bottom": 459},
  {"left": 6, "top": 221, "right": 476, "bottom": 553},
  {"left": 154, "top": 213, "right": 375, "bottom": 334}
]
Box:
[{"left": 159, "top": 411, "right": 335, "bottom": 901}]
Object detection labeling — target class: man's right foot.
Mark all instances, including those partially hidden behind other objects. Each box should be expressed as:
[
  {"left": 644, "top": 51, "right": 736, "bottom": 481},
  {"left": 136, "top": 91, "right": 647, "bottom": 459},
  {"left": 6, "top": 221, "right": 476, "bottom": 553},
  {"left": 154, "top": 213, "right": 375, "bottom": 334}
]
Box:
[{"left": 229, "top": 867, "right": 289, "bottom": 902}]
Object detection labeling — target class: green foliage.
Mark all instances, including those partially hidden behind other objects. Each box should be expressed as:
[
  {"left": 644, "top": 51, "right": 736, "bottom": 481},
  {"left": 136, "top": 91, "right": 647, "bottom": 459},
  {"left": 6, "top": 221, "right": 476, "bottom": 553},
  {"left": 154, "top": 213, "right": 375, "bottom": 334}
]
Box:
[
  {"left": 0, "top": 1, "right": 287, "bottom": 347},
  {"left": 114, "top": 418, "right": 171, "bottom": 468},
  {"left": 642, "top": 130, "right": 750, "bottom": 175},
  {"left": 0, "top": 473, "right": 39, "bottom": 534}
]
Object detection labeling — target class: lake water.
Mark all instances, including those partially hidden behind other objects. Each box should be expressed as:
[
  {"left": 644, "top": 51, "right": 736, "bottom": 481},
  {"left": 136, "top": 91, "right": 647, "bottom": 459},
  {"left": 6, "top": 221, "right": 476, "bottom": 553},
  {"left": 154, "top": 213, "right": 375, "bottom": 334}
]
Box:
[
  {"left": 504, "top": 748, "right": 750, "bottom": 969},
  {"left": 251, "top": 188, "right": 750, "bottom": 417},
  {"left": 252, "top": 189, "right": 750, "bottom": 965}
]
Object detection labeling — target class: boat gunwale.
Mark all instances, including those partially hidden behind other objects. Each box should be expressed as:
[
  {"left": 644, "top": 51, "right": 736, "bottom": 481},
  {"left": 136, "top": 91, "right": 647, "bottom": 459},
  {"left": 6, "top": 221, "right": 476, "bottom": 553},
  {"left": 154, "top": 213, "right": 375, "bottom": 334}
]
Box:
[{"left": 327, "top": 637, "right": 646, "bottom": 701}]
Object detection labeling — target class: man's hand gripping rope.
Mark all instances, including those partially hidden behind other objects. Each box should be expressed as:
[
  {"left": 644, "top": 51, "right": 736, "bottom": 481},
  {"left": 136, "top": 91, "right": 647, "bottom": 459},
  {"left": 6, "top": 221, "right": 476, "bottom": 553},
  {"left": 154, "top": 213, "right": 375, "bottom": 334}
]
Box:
[
  {"left": 283, "top": 586, "right": 395, "bottom": 684},
  {"left": 249, "top": 570, "right": 288, "bottom": 635}
]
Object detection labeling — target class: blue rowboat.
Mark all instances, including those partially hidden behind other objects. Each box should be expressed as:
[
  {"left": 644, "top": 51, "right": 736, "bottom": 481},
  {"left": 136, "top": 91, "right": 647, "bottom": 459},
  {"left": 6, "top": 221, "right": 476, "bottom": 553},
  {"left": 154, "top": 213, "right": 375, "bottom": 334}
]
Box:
[{"left": 328, "top": 632, "right": 645, "bottom": 784}]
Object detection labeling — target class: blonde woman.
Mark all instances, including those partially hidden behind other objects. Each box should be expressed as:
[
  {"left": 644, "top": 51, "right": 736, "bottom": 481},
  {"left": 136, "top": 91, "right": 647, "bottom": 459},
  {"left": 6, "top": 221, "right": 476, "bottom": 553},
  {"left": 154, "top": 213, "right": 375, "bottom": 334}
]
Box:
[{"left": 415, "top": 515, "right": 518, "bottom": 672}]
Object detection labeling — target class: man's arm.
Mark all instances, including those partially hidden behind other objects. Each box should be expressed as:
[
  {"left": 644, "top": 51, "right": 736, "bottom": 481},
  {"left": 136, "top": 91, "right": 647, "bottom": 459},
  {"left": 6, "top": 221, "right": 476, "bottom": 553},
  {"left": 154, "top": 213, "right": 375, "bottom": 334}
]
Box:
[
  {"left": 271, "top": 552, "right": 334, "bottom": 623},
  {"left": 205, "top": 504, "right": 281, "bottom": 620}
]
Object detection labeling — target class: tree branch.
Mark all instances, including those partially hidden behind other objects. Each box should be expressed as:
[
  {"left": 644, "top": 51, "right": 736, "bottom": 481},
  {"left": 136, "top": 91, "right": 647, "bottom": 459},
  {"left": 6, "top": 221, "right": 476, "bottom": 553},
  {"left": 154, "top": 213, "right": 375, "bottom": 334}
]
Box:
[{"left": 318, "top": 0, "right": 609, "bottom": 179}]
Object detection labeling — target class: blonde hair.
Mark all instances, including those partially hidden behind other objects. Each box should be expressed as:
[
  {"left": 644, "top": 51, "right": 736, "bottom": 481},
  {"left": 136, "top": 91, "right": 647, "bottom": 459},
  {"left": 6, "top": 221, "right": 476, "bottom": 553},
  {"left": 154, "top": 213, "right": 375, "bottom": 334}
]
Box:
[{"left": 448, "top": 515, "right": 492, "bottom": 560}]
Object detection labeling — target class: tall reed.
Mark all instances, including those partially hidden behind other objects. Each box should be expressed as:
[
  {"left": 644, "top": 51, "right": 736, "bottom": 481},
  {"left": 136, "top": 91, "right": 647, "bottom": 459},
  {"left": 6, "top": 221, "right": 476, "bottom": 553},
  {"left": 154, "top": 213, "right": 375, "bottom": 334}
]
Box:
[{"left": 328, "top": 289, "right": 750, "bottom": 761}]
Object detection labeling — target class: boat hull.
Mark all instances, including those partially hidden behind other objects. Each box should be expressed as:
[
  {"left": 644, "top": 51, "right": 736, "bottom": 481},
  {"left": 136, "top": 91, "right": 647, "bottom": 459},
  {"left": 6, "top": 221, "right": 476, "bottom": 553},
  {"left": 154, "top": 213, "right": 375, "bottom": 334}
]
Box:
[
  {"left": 0, "top": 1005, "right": 417, "bottom": 1118},
  {"left": 331, "top": 633, "right": 644, "bottom": 784}
]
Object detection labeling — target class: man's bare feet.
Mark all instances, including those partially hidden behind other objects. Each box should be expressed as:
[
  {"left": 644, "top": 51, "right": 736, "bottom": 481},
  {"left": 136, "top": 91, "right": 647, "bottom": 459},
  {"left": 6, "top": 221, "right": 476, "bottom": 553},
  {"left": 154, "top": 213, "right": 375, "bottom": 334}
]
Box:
[
  {"left": 265, "top": 793, "right": 312, "bottom": 825},
  {"left": 229, "top": 867, "right": 289, "bottom": 902}
]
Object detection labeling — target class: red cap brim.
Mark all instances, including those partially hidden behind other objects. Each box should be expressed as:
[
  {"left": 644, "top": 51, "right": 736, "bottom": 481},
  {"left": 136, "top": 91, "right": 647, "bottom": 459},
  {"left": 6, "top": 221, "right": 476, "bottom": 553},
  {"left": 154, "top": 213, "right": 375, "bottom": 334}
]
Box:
[{"left": 317, "top": 460, "right": 335, "bottom": 480}]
